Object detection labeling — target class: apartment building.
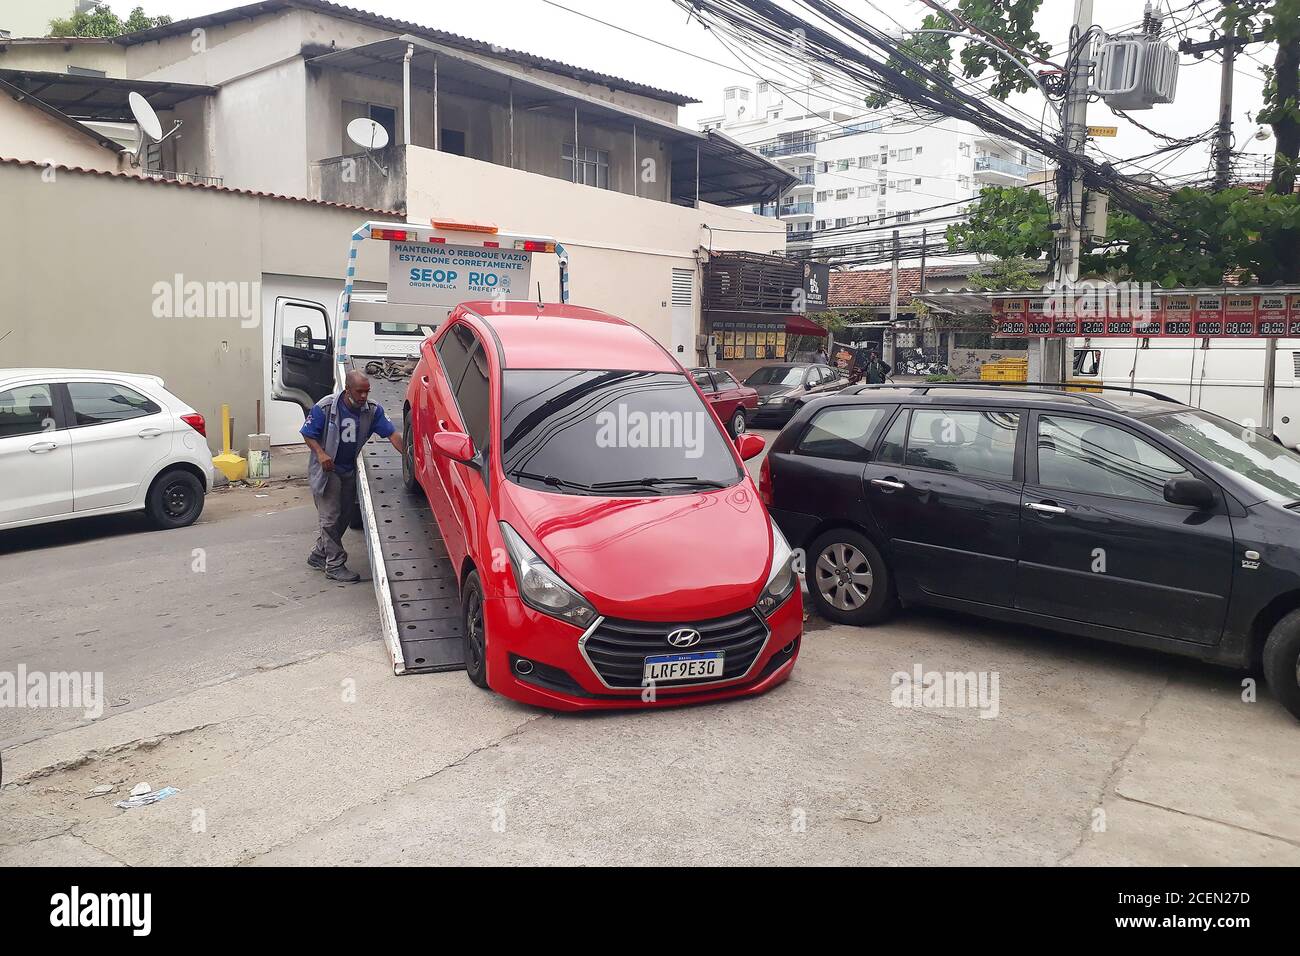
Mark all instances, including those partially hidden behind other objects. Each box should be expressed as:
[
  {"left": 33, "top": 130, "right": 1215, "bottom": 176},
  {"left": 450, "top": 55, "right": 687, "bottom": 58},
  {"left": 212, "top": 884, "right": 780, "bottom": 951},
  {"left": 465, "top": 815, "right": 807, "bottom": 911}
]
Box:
[
  {"left": 0, "top": 0, "right": 789, "bottom": 445},
  {"left": 696, "top": 77, "right": 1043, "bottom": 265}
]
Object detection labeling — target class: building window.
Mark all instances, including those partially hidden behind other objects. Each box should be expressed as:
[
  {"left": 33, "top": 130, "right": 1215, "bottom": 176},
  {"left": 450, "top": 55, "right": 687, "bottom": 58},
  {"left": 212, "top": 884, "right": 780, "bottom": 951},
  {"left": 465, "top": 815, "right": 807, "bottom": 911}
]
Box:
[
  {"left": 757, "top": 81, "right": 769, "bottom": 94},
  {"left": 835, "top": 188, "right": 851, "bottom": 200},
  {"left": 816, "top": 190, "right": 830, "bottom": 202},
  {"left": 837, "top": 158, "right": 850, "bottom": 171},
  {"left": 562, "top": 144, "right": 609, "bottom": 188},
  {"left": 879, "top": 150, "right": 888, "bottom": 165},
  {"left": 835, "top": 217, "right": 849, "bottom": 228},
  {"left": 915, "top": 146, "right": 924, "bottom": 155},
  {"left": 815, "top": 220, "right": 828, "bottom": 230},
  {"left": 858, "top": 186, "right": 870, "bottom": 198},
  {"left": 959, "top": 142, "right": 971, "bottom": 157},
  {"left": 914, "top": 177, "right": 922, "bottom": 185},
  {"left": 725, "top": 89, "right": 737, "bottom": 100},
  {"left": 768, "top": 109, "right": 781, "bottom": 119},
  {"left": 819, "top": 161, "right": 831, "bottom": 173},
  {"left": 958, "top": 175, "right": 970, "bottom": 189},
  {"left": 898, "top": 147, "right": 913, "bottom": 161},
  {"left": 860, "top": 155, "right": 872, "bottom": 166},
  {"left": 739, "top": 89, "right": 749, "bottom": 99}
]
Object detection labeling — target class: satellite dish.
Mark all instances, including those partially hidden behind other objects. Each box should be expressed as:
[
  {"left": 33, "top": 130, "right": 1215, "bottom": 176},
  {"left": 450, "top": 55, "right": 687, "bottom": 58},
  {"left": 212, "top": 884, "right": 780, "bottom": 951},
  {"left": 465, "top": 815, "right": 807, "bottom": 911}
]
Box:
[
  {"left": 346, "top": 117, "right": 390, "bottom": 151},
  {"left": 129, "top": 91, "right": 163, "bottom": 142},
  {"left": 127, "top": 91, "right": 181, "bottom": 167}
]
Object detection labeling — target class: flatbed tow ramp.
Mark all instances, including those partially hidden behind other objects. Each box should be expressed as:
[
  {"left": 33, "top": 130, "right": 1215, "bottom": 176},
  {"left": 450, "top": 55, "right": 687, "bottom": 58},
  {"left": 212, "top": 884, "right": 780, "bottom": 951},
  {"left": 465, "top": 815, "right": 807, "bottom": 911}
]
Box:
[{"left": 334, "top": 220, "right": 568, "bottom": 675}]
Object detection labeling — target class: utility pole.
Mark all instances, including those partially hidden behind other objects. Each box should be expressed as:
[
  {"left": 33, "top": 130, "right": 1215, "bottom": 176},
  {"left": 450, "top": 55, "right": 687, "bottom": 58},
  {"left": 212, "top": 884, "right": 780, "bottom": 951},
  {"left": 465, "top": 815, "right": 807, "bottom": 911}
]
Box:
[
  {"left": 1043, "top": 0, "right": 1095, "bottom": 384},
  {"left": 887, "top": 229, "right": 900, "bottom": 370}
]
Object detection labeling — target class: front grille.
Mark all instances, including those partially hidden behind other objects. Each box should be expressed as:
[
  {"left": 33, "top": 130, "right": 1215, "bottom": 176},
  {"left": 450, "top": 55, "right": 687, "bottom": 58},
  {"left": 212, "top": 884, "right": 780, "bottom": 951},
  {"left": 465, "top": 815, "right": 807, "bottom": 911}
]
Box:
[{"left": 581, "top": 609, "right": 769, "bottom": 689}]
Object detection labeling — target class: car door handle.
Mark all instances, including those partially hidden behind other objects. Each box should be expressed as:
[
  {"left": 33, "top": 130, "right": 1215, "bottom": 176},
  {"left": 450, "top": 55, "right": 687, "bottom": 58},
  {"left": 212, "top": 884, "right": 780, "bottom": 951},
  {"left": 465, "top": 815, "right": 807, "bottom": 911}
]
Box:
[
  {"left": 870, "top": 478, "right": 906, "bottom": 491},
  {"left": 138, "top": 427, "right": 164, "bottom": 438},
  {"left": 1025, "top": 501, "right": 1067, "bottom": 515},
  {"left": 27, "top": 441, "right": 58, "bottom": 454}
]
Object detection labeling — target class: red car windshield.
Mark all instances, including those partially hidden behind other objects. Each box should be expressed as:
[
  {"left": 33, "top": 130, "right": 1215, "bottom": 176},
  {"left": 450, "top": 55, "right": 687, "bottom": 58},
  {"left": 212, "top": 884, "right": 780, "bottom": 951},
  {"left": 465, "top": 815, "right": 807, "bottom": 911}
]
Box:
[{"left": 500, "top": 370, "right": 743, "bottom": 496}]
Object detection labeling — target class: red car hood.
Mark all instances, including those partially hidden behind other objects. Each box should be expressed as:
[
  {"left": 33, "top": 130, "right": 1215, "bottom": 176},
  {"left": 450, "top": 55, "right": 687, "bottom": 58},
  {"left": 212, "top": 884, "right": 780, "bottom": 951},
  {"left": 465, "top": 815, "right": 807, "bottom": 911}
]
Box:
[{"left": 502, "top": 480, "right": 773, "bottom": 621}]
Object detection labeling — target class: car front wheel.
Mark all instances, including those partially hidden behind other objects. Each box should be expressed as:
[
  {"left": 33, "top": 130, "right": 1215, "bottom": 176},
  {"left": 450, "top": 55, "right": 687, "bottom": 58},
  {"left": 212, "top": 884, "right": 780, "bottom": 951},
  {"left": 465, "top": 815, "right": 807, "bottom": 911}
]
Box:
[
  {"left": 462, "top": 570, "right": 489, "bottom": 689},
  {"left": 146, "top": 468, "right": 205, "bottom": 529},
  {"left": 807, "top": 529, "right": 896, "bottom": 625},
  {"left": 1262, "top": 609, "right": 1300, "bottom": 721}
]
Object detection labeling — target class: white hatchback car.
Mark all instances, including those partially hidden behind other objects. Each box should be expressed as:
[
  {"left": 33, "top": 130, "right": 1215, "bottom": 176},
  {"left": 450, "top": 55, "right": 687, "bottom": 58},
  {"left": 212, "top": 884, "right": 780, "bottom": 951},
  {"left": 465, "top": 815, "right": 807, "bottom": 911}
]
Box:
[{"left": 0, "top": 369, "right": 214, "bottom": 532}]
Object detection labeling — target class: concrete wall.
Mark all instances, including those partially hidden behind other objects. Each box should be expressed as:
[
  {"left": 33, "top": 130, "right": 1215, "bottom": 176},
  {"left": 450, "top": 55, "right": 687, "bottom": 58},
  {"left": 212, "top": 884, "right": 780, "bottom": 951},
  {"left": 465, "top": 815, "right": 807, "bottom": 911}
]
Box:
[
  {"left": 404, "top": 145, "right": 783, "bottom": 349},
  {"left": 0, "top": 161, "right": 388, "bottom": 452},
  {"left": 0, "top": 94, "right": 134, "bottom": 173}
]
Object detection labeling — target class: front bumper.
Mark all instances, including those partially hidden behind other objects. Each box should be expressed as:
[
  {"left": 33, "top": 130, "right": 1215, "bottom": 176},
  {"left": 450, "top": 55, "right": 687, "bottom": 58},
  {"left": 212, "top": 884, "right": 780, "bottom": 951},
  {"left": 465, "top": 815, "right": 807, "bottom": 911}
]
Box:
[
  {"left": 750, "top": 402, "right": 797, "bottom": 426},
  {"left": 482, "top": 592, "right": 803, "bottom": 711}
]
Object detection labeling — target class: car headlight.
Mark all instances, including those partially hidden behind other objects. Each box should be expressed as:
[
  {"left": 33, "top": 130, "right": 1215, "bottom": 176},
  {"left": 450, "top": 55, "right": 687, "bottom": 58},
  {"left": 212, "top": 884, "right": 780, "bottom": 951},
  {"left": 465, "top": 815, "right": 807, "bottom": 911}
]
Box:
[
  {"left": 756, "top": 523, "right": 798, "bottom": 617},
  {"left": 499, "top": 522, "right": 597, "bottom": 628}
]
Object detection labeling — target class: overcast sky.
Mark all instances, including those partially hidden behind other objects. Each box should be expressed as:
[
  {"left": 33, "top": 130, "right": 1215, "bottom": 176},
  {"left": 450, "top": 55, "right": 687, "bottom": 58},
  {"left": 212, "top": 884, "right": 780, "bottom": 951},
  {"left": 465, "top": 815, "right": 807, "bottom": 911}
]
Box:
[{"left": 133, "top": 0, "right": 1275, "bottom": 182}]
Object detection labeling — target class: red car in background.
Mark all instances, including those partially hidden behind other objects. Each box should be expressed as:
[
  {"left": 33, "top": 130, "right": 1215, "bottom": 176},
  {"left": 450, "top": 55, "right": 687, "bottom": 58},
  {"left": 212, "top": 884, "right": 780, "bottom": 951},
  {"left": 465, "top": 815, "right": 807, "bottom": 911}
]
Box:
[
  {"left": 690, "top": 367, "right": 759, "bottom": 438},
  {"left": 402, "top": 301, "right": 803, "bottom": 711}
]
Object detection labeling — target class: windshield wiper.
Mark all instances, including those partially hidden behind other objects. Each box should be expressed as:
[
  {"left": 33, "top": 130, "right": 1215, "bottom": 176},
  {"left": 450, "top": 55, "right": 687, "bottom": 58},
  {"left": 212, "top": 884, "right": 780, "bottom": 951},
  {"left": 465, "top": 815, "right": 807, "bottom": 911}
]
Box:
[
  {"left": 590, "top": 476, "right": 731, "bottom": 491},
  {"left": 507, "top": 470, "right": 596, "bottom": 494}
]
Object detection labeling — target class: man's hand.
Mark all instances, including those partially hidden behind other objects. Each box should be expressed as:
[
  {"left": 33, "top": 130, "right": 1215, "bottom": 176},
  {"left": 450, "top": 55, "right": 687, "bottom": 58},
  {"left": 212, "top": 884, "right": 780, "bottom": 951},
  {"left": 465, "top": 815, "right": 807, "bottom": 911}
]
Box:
[
  {"left": 389, "top": 431, "right": 405, "bottom": 454},
  {"left": 317, "top": 451, "right": 335, "bottom": 472}
]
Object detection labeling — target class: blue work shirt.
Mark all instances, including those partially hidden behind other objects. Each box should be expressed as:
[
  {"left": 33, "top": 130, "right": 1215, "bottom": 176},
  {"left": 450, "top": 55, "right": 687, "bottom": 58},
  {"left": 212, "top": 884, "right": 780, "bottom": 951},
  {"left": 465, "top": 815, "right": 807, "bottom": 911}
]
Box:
[{"left": 300, "top": 397, "right": 395, "bottom": 474}]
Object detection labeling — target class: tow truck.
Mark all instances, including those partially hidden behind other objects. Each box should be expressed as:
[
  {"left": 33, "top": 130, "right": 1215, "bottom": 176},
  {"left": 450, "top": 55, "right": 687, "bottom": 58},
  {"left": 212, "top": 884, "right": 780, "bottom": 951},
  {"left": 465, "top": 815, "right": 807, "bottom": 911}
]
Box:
[{"left": 273, "top": 220, "right": 568, "bottom": 675}]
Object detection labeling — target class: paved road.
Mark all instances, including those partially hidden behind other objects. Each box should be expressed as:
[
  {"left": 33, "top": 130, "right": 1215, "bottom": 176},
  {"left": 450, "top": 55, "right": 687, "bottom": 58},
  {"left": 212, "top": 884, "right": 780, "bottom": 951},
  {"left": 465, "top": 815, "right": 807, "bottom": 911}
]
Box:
[{"left": 2, "top": 439, "right": 1298, "bottom": 866}]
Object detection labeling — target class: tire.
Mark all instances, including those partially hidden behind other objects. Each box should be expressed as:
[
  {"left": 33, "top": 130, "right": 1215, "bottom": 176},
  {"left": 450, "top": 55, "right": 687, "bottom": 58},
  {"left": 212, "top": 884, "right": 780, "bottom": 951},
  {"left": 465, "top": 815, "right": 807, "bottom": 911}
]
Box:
[
  {"left": 807, "top": 528, "right": 897, "bottom": 626},
  {"left": 1262, "top": 609, "right": 1300, "bottom": 721},
  {"left": 146, "top": 468, "right": 205, "bottom": 529},
  {"left": 462, "top": 570, "right": 489, "bottom": 689},
  {"left": 728, "top": 408, "right": 748, "bottom": 439},
  {"left": 401, "top": 409, "right": 421, "bottom": 495}
]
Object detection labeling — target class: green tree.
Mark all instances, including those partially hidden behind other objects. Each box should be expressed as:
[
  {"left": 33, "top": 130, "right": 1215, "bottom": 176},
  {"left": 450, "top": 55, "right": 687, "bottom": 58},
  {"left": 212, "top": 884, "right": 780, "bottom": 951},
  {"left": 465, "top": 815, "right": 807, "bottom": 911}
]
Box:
[
  {"left": 48, "top": 3, "right": 171, "bottom": 37},
  {"left": 947, "top": 185, "right": 1052, "bottom": 260}
]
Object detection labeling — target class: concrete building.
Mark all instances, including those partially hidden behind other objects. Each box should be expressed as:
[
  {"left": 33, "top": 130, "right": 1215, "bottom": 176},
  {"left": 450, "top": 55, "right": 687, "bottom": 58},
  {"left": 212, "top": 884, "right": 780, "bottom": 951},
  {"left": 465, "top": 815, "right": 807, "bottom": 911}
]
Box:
[
  {"left": 696, "top": 77, "right": 1043, "bottom": 265},
  {"left": 0, "top": 0, "right": 83, "bottom": 40},
  {"left": 0, "top": 0, "right": 789, "bottom": 448}
]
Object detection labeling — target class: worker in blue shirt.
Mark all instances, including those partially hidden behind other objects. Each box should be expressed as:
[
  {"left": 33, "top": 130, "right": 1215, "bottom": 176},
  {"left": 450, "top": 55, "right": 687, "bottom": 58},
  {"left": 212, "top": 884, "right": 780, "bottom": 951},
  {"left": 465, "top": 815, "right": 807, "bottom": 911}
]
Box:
[{"left": 300, "top": 370, "right": 403, "bottom": 582}]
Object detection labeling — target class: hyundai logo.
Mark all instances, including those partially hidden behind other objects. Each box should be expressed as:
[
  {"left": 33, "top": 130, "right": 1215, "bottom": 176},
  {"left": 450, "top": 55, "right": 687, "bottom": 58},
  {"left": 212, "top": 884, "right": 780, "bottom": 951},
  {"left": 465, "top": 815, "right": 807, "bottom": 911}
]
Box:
[{"left": 666, "top": 628, "right": 702, "bottom": 648}]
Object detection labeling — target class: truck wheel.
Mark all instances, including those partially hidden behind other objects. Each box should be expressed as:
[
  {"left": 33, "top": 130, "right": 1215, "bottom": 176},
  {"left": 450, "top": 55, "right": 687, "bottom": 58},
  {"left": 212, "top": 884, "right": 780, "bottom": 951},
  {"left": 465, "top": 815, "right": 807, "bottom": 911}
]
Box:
[
  {"left": 807, "top": 528, "right": 896, "bottom": 626},
  {"left": 146, "top": 469, "right": 205, "bottom": 529},
  {"left": 1262, "top": 610, "right": 1300, "bottom": 721},
  {"left": 728, "top": 408, "right": 747, "bottom": 439},
  {"left": 401, "top": 410, "right": 422, "bottom": 496},
  {"left": 462, "top": 570, "right": 489, "bottom": 689}
]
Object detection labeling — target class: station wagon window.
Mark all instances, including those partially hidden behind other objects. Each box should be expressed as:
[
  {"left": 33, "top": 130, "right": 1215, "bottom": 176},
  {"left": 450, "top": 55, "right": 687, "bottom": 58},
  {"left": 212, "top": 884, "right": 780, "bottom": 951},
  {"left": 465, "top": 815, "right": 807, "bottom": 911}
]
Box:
[
  {"left": 67, "top": 382, "right": 160, "bottom": 426},
  {"left": 798, "top": 406, "right": 891, "bottom": 460},
  {"left": 1037, "top": 416, "right": 1189, "bottom": 502},
  {"left": 905, "top": 408, "right": 1020, "bottom": 480},
  {"left": 0, "top": 383, "right": 57, "bottom": 438},
  {"left": 876, "top": 408, "right": 909, "bottom": 465},
  {"left": 1143, "top": 408, "right": 1300, "bottom": 505}
]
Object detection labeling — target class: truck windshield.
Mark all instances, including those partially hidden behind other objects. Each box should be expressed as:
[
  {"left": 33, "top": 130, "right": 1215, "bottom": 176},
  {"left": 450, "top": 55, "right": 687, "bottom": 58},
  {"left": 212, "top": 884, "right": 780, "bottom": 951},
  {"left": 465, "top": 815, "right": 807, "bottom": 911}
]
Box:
[
  {"left": 501, "top": 370, "right": 743, "bottom": 496},
  {"left": 1143, "top": 408, "right": 1300, "bottom": 504}
]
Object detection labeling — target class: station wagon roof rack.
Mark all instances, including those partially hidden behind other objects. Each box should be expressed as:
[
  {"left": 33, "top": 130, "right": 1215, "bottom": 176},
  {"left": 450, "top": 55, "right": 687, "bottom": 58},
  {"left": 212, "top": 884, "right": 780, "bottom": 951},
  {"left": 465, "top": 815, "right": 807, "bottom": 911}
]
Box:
[{"left": 846, "top": 381, "right": 1183, "bottom": 408}]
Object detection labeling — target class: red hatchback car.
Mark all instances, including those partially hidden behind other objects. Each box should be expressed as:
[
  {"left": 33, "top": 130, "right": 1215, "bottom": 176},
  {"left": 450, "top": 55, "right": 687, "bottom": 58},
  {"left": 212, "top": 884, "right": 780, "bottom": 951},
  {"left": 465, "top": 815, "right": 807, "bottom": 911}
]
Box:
[{"left": 401, "top": 301, "right": 803, "bottom": 711}]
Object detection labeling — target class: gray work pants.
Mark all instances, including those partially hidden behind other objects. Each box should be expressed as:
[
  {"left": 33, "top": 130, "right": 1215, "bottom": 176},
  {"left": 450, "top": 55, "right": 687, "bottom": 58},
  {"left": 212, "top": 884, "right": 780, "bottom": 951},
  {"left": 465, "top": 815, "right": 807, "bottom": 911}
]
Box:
[{"left": 310, "top": 470, "right": 357, "bottom": 569}]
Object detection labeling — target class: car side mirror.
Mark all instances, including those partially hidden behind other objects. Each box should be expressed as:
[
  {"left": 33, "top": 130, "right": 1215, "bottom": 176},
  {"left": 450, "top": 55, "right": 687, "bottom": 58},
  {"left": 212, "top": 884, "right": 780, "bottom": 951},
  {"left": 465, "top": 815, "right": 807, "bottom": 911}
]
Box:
[
  {"left": 293, "top": 325, "right": 313, "bottom": 350},
  {"left": 736, "top": 433, "right": 765, "bottom": 461},
  {"left": 432, "top": 430, "right": 476, "bottom": 464},
  {"left": 1164, "top": 476, "right": 1215, "bottom": 510}
]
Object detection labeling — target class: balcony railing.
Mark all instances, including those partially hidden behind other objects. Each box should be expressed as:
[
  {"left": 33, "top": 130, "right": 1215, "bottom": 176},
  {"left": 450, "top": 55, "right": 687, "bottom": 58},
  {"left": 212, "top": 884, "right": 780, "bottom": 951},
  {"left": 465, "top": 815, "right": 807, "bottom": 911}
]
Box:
[
  {"left": 780, "top": 202, "right": 815, "bottom": 216},
  {"left": 792, "top": 171, "right": 816, "bottom": 185},
  {"left": 759, "top": 140, "right": 817, "bottom": 158},
  {"left": 145, "top": 169, "right": 224, "bottom": 187},
  {"left": 974, "top": 156, "right": 1033, "bottom": 178}
]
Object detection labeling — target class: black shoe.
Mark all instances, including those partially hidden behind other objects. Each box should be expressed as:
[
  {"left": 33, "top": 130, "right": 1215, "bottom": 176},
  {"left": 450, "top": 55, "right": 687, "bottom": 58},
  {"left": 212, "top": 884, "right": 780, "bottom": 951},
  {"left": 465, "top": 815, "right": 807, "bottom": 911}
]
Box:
[
  {"left": 325, "top": 565, "right": 361, "bottom": 583},
  {"left": 308, "top": 554, "right": 326, "bottom": 571}
]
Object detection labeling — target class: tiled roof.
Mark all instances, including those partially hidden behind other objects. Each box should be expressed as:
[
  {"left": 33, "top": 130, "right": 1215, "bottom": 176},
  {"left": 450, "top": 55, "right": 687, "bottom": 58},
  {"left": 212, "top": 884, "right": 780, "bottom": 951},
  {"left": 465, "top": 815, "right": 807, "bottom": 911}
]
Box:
[
  {"left": 0, "top": 156, "right": 400, "bottom": 216},
  {"left": 829, "top": 268, "right": 923, "bottom": 308}
]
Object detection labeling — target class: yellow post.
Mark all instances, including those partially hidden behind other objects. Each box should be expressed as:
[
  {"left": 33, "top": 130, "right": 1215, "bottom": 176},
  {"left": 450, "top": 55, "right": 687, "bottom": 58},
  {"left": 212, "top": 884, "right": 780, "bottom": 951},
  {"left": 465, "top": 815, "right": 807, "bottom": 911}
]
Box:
[{"left": 212, "top": 403, "right": 248, "bottom": 482}]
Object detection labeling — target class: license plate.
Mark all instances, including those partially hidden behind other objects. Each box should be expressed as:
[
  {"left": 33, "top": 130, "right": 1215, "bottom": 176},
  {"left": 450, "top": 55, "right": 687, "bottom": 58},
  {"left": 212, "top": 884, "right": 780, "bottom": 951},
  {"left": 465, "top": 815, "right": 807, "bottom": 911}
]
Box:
[{"left": 643, "top": 651, "right": 724, "bottom": 683}]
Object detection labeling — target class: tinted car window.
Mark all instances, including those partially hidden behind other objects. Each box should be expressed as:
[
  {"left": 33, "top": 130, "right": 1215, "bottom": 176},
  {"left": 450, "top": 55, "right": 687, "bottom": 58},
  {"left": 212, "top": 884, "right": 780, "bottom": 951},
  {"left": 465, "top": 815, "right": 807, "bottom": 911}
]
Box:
[
  {"left": 456, "top": 342, "right": 491, "bottom": 454},
  {"left": 746, "top": 366, "right": 805, "bottom": 387},
  {"left": 876, "top": 408, "right": 909, "bottom": 465},
  {"left": 67, "top": 382, "right": 160, "bottom": 426},
  {"left": 437, "top": 324, "right": 476, "bottom": 388},
  {"left": 906, "top": 408, "right": 1020, "bottom": 480},
  {"left": 501, "top": 370, "right": 742, "bottom": 496},
  {"left": 1037, "top": 415, "right": 1190, "bottom": 502},
  {"left": 691, "top": 369, "right": 716, "bottom": 392},
  {"left": 714, "top": 371, "right": 740, "bottom": 390},
  {"left": 798, "top": 406, "right": 891, "bottom": 460},
  {"left": 0, "top": 383, "right": 57, "bottom": 438}
]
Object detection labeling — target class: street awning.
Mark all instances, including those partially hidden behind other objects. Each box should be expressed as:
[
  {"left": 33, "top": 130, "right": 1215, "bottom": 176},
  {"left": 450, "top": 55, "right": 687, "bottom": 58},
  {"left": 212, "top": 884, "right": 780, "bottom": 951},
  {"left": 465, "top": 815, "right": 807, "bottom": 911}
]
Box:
[
  {"left": 786, "top": 314, "right": 829, "bottom": 337},
  {"left": 0, "top": 69, "right": 216, "bottom": 121}
]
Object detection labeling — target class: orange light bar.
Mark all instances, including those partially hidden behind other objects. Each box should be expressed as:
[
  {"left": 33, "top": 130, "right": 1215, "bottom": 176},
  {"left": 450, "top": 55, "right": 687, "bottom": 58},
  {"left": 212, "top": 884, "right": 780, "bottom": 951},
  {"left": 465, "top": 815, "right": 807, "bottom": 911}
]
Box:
[
  {"left": 432, "top": 219, "right": 499, "bottom": 234},
  {"left": 370, "top": 228, "right": 411, "bottom": 241},
  {"left": 515, "top": 240, "right": 556, "bottom": 253}
]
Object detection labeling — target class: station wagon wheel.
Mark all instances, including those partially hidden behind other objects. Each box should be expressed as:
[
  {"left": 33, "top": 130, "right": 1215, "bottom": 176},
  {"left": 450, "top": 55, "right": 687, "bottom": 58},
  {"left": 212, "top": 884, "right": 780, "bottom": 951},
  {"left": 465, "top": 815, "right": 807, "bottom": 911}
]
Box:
[
  {"left": 462, "top": 570, "right": 489, "bottom": 689},
  {"left": 807, "top": 529, "right": 897, "bottom": 626},
  {"left": 1262, "top": 609, "right": 1300, "bottom": 721}
]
